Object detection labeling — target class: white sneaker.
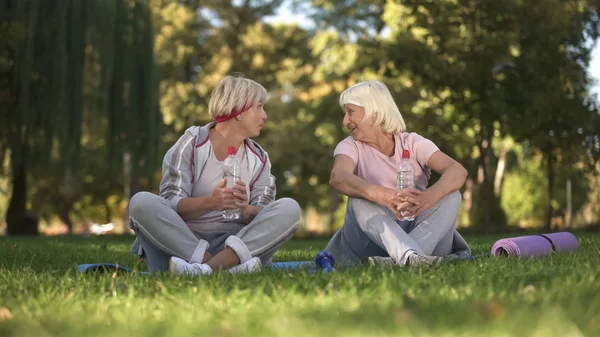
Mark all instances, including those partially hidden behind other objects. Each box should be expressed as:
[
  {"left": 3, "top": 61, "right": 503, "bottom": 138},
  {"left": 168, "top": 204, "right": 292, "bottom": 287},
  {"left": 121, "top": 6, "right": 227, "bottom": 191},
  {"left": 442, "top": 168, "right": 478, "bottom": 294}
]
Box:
[
  {"left": 368, "top": 256, "right": 397, "bottom": 266},
  {"left": 169, "top": 257, "right": 213, "bottom": 276},
  {"left": 229, "top": 257, "right": 262, "bottom": 274},
  {"left": 407, "top": 253, "right": 443, "bottom": 266}
]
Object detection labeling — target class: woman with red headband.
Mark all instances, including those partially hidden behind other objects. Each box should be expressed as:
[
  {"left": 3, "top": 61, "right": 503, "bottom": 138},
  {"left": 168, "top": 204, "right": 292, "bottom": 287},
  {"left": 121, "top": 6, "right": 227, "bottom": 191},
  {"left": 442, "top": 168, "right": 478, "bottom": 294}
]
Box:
[{"left": 128, "top": 74, "right": 301, "bottom": 275}]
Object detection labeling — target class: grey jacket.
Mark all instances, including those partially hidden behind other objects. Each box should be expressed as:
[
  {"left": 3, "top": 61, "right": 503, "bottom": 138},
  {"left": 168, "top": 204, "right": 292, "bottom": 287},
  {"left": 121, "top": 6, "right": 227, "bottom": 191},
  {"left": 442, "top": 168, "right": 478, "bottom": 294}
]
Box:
[{"left": 159, "top": 122, "right": 276, "bottom": 211}]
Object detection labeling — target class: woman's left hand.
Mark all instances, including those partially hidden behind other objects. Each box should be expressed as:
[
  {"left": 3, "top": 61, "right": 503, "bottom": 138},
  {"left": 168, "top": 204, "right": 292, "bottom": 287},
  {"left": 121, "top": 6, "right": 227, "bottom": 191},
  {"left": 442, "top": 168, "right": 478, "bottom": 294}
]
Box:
[
  {"left": 398, "top": 151, "right": 468, "bottom": 219},
  {"left": 232, "top": 181, "right": 250, "bottom": 211},
  {"left": 397, "top": 189, "right": 442, "bottom": 219},
  {"left": 232, "top": 181, "right": 264, "bottom": 224}
]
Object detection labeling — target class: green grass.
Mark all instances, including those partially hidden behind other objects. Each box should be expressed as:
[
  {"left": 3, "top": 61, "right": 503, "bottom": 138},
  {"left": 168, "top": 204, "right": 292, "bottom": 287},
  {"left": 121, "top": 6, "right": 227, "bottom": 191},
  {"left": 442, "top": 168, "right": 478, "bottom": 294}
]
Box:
[{"left": 1, "top": 234, "right": 599, "bottom": 337}]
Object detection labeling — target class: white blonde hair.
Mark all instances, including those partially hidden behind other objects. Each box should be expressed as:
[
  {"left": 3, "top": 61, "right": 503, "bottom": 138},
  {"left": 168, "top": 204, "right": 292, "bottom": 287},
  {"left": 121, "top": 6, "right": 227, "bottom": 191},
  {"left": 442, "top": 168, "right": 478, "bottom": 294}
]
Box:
[
  {"left": 339, "top": 80, "right": 406, "bottom": 134},
  {"left": 208, "top": 74, "right": 268, "bottom": 120}
]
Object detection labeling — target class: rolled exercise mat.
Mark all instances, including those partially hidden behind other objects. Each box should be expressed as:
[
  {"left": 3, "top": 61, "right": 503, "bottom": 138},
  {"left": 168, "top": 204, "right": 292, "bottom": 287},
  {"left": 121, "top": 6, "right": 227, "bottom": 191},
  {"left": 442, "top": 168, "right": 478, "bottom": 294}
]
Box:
[{"left": 491, "top": 232, "right": 578, "bottom": 258}]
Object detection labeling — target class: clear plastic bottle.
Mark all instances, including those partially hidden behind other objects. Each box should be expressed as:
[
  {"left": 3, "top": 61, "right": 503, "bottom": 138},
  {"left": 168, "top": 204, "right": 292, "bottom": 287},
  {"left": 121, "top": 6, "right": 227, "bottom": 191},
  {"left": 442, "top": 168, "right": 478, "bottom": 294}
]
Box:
[
  {"left": 397, "top": 149, "right": 416, "bottom": 221},
  {"left": 223, "top": 146, "right": 241, "bottom": 220}
]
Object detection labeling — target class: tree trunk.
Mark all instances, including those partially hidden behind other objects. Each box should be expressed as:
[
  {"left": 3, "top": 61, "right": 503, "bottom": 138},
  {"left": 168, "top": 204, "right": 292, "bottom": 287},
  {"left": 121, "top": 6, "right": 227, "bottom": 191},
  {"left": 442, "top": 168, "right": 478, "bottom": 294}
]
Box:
[
  {"left": 478, "top": 135, "right": 495, "bottom": 230},
  {"left": 123, "top": 151, "right": 134, "bottom": 233},
  {"left": 59, "top": 202, "right": 74, "bottom": 234},
  {"left": 472, "top": 0, "right": 496, "bottom": 232},
  {"left": 6, "top": 157, "right": 38, "bottom": 236},
  {"left": 60, "top": 165, "right": 75, "bottom": 233},
  {"left": 566, "top": 178, "right": 572, "bottom": 229},
  {"left": 544, "top": 152, "right": 555, "bottom": 231},
  {"left": 105, "top": 200, "right": 112, "bottom": 224},
  {"left": 494, "top": 147, "right": 508, "bottom": 197},
  {"left": 465, "top": 178, "right": 475, "bottom": 227}
]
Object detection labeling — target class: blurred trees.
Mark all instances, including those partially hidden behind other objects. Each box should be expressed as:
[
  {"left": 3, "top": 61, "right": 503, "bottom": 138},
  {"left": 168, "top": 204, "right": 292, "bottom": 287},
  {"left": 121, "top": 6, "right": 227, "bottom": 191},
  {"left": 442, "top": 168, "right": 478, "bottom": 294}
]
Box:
[
  {"left": 0, "top": 0, "right": 160, "bottom": 234},
  {"left": 299, "top": 0, "right": 600, "bottom": 230},
  {"left": 1, "top": 0, "right": 599, "bottom": 235}
]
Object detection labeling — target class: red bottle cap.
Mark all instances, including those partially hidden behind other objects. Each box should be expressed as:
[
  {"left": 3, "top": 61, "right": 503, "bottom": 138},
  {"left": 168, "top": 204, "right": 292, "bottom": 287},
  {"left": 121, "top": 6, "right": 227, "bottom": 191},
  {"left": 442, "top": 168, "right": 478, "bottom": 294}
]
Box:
[
  {"left": 228, "top": 146, "right": 236, "bottom": 156},
  {"left": 402, "top": 150, "right": 410, "bottom": 159}
]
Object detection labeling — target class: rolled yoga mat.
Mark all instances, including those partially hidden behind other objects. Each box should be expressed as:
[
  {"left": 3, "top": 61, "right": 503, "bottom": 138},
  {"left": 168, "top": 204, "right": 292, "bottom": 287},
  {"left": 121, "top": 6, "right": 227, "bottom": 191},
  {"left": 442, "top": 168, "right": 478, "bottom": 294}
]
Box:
[{"left": 491, "top": 232, "right": 578, "bottom": 258}]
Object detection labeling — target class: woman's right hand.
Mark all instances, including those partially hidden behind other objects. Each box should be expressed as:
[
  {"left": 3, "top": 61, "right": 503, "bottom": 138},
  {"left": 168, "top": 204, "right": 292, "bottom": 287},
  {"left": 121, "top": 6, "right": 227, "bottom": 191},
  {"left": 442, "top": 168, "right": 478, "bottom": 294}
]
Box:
[
  {"left": 210, "top": 178, "right": 239, "bottom": 211},
  {"left": 373, "top": 186, "right": 421, "bottom": 219}
]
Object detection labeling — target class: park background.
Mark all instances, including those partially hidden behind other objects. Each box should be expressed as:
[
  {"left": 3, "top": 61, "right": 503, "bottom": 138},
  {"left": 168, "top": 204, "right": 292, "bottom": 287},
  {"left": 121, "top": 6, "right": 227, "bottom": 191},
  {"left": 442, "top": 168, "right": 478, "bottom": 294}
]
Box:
[
  {"left": 3, "top": 2, "right": 600, "bottom": 336},
  {"left": 1, "top": 0, "right": 600, "bottom": 237}
]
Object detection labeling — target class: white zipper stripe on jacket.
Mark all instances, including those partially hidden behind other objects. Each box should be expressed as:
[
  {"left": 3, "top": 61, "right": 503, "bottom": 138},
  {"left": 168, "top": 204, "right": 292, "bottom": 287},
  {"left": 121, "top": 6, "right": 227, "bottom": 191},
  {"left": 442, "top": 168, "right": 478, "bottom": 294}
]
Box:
[{"left": 175, "top": 136, "right": 194, "bottom": 196}]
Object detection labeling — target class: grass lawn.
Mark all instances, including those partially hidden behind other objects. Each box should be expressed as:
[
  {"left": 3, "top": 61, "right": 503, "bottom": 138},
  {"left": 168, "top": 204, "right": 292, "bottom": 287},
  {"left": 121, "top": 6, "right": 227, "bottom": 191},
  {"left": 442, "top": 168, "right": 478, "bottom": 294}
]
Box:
[{"left": 1, "top": 233, "right": 599, "bottom": 336}]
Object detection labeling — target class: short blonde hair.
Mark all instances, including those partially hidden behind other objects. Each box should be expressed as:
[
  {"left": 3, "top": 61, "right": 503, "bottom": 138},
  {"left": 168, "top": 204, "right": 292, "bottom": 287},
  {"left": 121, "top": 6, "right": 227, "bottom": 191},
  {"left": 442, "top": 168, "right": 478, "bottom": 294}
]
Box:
[
  {"left": 339, "top": 80, "right": 406, "bottom": 134},
  {"left": 208, "top": 74, "right": 268, "bottom": 120}
]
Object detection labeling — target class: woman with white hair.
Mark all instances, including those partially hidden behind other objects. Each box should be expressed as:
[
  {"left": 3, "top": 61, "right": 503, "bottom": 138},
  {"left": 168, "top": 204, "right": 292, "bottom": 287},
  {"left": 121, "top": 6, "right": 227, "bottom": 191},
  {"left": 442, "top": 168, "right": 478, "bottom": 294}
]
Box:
[
  {"left": 325, "top": 80, "right": 471, "bottom": 267},
  {"left": 128, "top": 74, "right": 301, "bottom": 275}
]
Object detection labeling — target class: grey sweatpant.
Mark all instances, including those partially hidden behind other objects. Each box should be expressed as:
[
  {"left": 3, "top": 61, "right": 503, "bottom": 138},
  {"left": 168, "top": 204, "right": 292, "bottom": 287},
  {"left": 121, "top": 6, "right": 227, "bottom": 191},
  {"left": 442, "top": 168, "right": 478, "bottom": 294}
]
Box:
[
  {"left": 325, "top": 191, "right": 470, "bottom": 265},
  {"left": 128, "top": 192, "right": 301, "bottom": 272}
]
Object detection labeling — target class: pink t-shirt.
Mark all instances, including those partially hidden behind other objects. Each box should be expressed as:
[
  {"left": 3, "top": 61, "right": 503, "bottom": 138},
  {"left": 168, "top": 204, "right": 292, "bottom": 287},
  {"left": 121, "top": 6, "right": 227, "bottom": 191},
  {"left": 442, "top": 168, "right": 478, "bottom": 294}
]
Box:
[{"left": 333, "top": 133, "right": 440, "bottom": 191}]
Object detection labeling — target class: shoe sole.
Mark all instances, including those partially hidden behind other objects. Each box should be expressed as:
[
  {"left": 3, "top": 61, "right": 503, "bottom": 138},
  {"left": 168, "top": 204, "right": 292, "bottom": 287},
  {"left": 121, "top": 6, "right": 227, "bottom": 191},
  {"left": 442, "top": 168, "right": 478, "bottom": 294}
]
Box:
[
  {"left": 253, "top": 258, "right": 263, "bottom": 272},
  {"left": 236, "top": 258, "right": 262, "bottom": 274},
  {"left": 169, "top": 257, "right": 178, "bottom": 274},
  {"left": 410, "top": 257, "right": 443, "bottom": 267},
  {"left": 368, "top": 256, "right": 396, "bottom": 267}
]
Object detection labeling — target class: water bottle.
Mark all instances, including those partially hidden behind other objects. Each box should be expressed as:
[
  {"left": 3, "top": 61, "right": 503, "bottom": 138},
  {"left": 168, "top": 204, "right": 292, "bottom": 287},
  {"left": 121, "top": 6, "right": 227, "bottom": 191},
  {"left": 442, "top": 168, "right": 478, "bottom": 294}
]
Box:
[
  {"left": 315, "top": 251, "right": 335, "bottom": 273},
  {"left": 397, "top": 149, "right": 415, "bottom": 221},
  {"left": 223, "top": 146, "right": 241, "bottom": 220}
]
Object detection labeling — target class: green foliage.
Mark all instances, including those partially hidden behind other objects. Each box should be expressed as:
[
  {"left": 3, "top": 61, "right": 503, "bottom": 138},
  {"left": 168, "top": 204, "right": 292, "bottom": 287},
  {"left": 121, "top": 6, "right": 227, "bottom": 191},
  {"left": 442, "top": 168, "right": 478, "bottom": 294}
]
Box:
[
  {"left": 0, "top": 0, "right": 161, "bottom": 232},
  {"left": 501, "top": 156, "right": 549, "bottom": 227},
  {"left": 1, "top": 0, "right": 160, "bottom": 173},
  {"left": 1, "top": 0, "right": 600, "bottom": 232},
  {"left": 501, "top": 148, "right": 592, "bottom": 227},
  {"left": 300, "top": 0, "right": 600, "bottom": 229}
]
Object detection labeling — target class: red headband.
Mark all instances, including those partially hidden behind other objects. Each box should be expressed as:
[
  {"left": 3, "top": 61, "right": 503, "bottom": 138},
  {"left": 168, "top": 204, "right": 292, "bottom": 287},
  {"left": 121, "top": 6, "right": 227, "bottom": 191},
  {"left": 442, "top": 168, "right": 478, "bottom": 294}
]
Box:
[{"left": 215, "top": 104, "right": 252, "bottom": 123}]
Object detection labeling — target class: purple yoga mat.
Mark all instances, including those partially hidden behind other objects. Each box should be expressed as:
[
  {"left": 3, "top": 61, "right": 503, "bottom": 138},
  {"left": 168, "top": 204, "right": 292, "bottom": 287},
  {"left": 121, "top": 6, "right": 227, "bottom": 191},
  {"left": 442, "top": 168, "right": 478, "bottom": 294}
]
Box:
[{"left": 491, "top": 232, "right": 578, "bottom": 258}]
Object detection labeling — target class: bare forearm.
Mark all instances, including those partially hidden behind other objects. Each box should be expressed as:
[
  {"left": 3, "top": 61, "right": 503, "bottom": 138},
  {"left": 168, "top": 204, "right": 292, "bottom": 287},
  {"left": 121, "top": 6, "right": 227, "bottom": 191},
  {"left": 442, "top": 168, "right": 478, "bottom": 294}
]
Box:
[
  {"left": 242, "top": 205, "right": 263, "bottom": 224},
  {"left": 427, "top": 164, "right": 468, "bottom": 200},
  {"left": 330, "top": 170, "right": 379, "bottom": 203},
  {"left": 177, "top": 196, "right": 216, "bottom": 221}
]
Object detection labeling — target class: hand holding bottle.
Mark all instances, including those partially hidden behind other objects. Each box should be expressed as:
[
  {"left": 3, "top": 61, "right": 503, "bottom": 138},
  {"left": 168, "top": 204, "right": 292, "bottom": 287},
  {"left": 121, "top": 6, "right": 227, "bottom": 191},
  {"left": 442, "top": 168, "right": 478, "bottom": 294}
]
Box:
[
  {"left": 397, "top": 150, "right": 417, "bottom": 221},
  {"left": 231, "top": 181, "right": 249, "bottom": 210},
  {"left": 209, "top": 178, "right": 239, "bottom": 211},
  {"left": 223, "top": 146, "right": 242, "bottom": 219},
  {"left": 373, "top": 185, "right": 421, "bottom": 219}
]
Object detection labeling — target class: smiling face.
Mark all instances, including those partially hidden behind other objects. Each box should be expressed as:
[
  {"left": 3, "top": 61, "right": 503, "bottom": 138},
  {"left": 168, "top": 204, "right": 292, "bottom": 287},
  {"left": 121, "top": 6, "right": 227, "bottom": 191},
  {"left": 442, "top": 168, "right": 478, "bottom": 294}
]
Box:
[
  {"left": 342, "top": 103, "right": 377, "bottom": 142},
  {"left": 338, "top": 81, "right": 407, "bottom": 137},
  {"left": 239, "top": 100, "right": 267, "bottom": 138}
]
